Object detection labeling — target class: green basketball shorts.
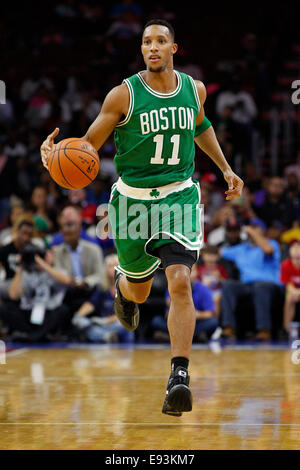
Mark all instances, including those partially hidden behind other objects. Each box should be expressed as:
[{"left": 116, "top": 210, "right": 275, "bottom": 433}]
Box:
[{"left": 108, "top": 177, "right": 203, "bottom": 281}]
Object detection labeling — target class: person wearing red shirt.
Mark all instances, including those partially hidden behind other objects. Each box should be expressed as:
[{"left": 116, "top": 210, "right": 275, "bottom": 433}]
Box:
[{"left": 281, "top": 240, "right": 300, "bottom": 330}]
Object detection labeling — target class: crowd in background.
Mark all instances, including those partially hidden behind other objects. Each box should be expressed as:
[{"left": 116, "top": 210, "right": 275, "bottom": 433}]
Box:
[{"left": 1, "top": 0, "right": 300, "bottom": 343}]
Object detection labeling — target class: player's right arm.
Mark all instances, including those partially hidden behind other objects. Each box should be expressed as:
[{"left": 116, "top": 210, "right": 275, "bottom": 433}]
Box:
[{"left": 40, "top": 83, "right": 129, "bottom": 170}]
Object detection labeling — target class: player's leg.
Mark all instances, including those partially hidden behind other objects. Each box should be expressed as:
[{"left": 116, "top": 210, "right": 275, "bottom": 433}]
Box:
[
  {"left": 118, "top": 274, "right": 154, "bottom": 304},
  {"left": 157, "top": 243, "right": 197, "bottom": 416},
  {"left": 114, "top": 272, "right": 155, "bottom": 331},
  {"left": 109, "top": 188, "right": 159, "bottom": 331},
  {"left": 166, "top": 264, "right": 195, "bottom": 359},
  {"left": 161, "top": 264, "right": 194, "bottom": 415}
]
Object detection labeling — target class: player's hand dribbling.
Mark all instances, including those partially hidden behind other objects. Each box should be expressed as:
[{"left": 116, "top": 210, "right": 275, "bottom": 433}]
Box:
[
  {"left": 40, "top": 127, "right": 60, "bottom": 170},
  {"left": 223, "top": 169, "right": 244, "bottom": 200}
]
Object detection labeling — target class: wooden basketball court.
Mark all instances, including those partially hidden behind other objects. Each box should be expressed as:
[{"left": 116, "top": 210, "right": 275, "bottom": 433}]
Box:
[{"left": 0, "top": 345, "right": 299, "bottom": 449}]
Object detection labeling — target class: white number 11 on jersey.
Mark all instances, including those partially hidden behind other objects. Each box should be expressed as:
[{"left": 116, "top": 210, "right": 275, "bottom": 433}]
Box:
[{"left": 150, "top": 134, "right": 180, "bottom": 165}]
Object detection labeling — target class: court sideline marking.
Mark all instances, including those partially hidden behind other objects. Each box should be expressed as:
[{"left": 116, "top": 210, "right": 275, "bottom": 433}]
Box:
[
  {"left": 0, "top": 422, "right": 300, "bottom": 426},
  {"left": 0, "top": 372, "right": 300, "bottom": 381}
]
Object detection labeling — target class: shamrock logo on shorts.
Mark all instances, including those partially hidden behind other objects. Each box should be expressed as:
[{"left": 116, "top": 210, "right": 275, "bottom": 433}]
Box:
[{"left": 150, "top": 189, "right": 160, "bottom": 198}]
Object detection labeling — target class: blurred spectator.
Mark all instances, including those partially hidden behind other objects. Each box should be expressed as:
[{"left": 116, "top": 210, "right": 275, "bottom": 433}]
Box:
[
  {"left": 107, "top": 11, "right": 142, "bottom": 40},
  {"left": 152, "top": 265, "right": 220, "bottom": 343},
  {"left": 281, "top": 240, "right": 300, "bottom": 331},
  {"left": 201, "top": 187, "right": 217, "bottom": 231},
  {"left": 284, "top": 152, "right": 300, "bottom": 185},
  {"left": 20, "top": 68, "right": 54, "bottom": 103},
  {"left": 3, "top": 132, "right": 26, "bottom": 158},
  {"left": 200, "top": 172, "right": 224, "bottom": 211},
  {"left": 67, "top": 189, "right": 97, "bottom": 226},
  {"left": 0, "top": 244, "right": 69, "bottom": 341},
  {"left": 197, "top": 246, "right": 229, "bottom": 317},
  {"left": 207, "top": 205, "right": 237, "bottom": 246},
  {"left": 53, "top": 206, "right": 105, "bottom": 315},
  {"left": 176, "top": 49, "right": 204, "bottom": 81},
  {"left": 221, "top": 222, "right": 281, "bottom": 340},
  {"left": 30, "top": 186, "right": 55, "bottom": 230},
  {"left": 51, "top": 206, "right": 98, "bottom": 247},
  {"left": 285, "top": 173, "right": 300, "bottom": 221},
  {"left": 86, "top": 178, "right": 110, "bottom": 206},
  {"left": 32, "top": 215, "right": 50, "bottom": 249},
  {"left": 0, "top": 217, "right": 34, "bottom": 299},
  {"left": 25, "top": 85, "right": 52, "bottom": 129},
  {"left": 147, "top": 4, "right": 175, "bottom": 22},
  {"left": 0, "top": 98, "right": 14, "bottom": 127},
  {"left": 0, "top": 202, "right": 25, "bottom": 245},
  {"left": 281, "top": 222, "right": 300, "bottom": 246},
  {"left": 254, "top": 176, "right": 295, "bottom": 229},
  {"left": 72, "top": 254, "right": 134, "bottom": 343},
  {"left": 216, "top": 77, "right": 257, "bottom": 125},
  {"left": 218, "top": 218, "right": 243, "bottom": 248},
  {"left": 111, "top": 0, "right": 143, "bottom": 19},
  {"left": 228, "top": 186, "right": 258, "bottom": 223},
  {"left": 54, "top": 0, "right": 78, "bottom": 18}
]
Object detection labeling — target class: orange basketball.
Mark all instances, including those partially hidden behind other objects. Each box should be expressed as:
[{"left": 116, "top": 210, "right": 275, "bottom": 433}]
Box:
[{"left": 48, "top": 138, "right": 100, "bottom": 189}]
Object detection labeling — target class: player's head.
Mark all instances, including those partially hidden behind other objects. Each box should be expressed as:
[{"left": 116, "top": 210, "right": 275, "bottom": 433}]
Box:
[{"left": 141, "top": 19, "right": 177, "bottom": 72}]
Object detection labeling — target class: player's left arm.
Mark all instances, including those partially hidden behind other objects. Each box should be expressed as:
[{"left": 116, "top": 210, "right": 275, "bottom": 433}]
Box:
[{"left": 193, "top": 80, "right": 244, "bottom": 201}]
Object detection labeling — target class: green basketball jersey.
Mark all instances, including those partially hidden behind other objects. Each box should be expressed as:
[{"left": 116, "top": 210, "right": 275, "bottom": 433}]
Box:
[{"left": 113, "top": 70, "right": 201, "bottom": 188}]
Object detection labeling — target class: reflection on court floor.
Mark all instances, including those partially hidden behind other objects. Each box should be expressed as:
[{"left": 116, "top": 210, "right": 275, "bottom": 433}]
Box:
[{"left": 0, "top": 344, "right": 299, "bottom": 449}]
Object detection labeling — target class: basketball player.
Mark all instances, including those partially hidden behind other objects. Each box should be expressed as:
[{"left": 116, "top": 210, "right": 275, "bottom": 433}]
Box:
[{"left": 41, "top": 19, "right": 243, "bottom": 416}]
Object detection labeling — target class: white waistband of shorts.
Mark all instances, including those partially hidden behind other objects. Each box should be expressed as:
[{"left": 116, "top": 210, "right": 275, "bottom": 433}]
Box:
[{"left": 115, "top": 177, "right": 194, "bottom": 200}]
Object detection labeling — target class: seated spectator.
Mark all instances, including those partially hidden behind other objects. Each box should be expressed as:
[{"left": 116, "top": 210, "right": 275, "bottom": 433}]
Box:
[
  {"left": 53, "top": 208, "right": 106, "bottom": 315},
  {"left": 0, "top": 243, "right": 69, "bottom": 342},
  {"left": 86, "top": 178, "right": 110, "bottom": 206},
  {"left": 281, "top": 222, "right": 300, "bottom": 246},
  {"left": 221, "top": 222, "right": 281, "bottom": 340},
  {"left": 152, "top": 265, "right": 220, "bottom": 343},
  {"left": 51, "top": 206, "right": 98, "bottom": 247},
  {"left": 67, "top": 189, "right": 97, "bottom": 227},
  {"left": 216, "top": 79, "right": 257, "bottom": 125},
  {"left": 71, "top": 254, "right": 134, "bottom": 343},
  {"left": 200, "top": 172, "right": 224, "bottom": 213},
  {"left": 0, "top": 203, "right": 25, "bottom": 245},
  {"left": 218, "top": 218, "right": 244, "bottom": 248},
  {"left": 284, "top": 152, "right": 300, "bottom": 185},
  {"left": 281, "top": 240, "right": 300, "bottom": 332},
  {"left": 285, "top": 173, "right": 300, "bottom": 221},
  {"left": 51, "top": 205, "right": 113, "bottom": 253},
  {"left": 32, "top": 215, "right": 50, "bottom": 249},
  {"left": 0, "top": 217, "right": 35, "bottom": 299},
  {"left": 197, "top": 246, "right": 229, "bottom": 317},
  {"left": 30, "top": 185, "right": 55, "bottom": 231},
  {"left": 254, "top": 176, "right": 295, "bottom": 230},
  {"left": 207, "top": 205, "right": 236, "bottom": 246}
]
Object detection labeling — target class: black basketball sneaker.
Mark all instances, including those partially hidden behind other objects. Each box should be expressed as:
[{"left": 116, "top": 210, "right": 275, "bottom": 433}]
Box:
[
  {"left": 113, "top": 271, "right": 140, "bottom": 331},
  {"left": 162, "top": 366, "right": 193, "bottom": 417}
]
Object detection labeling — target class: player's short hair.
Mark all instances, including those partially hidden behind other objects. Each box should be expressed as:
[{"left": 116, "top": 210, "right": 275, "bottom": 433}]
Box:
[{"left": 143, "top": 19, "right": 175, "bottom": 41}]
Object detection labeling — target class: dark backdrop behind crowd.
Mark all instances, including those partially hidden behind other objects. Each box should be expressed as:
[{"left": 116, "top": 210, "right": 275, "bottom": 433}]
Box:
[
  {"left": 1, "top": 0, "right": 300, "bottom": 341},
  {"left": 1, "top": 1, "right": 299, "bottom": 196}
]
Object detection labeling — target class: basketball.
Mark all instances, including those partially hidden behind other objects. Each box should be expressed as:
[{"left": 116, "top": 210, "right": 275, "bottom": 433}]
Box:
[{"left": 48, "top": 138, "right": 100, "bottom": 189}]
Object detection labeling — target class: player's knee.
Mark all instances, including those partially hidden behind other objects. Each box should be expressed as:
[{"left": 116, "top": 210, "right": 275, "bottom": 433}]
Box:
[
  {"left": 167, "top": 266, "right": 191, "bottom": 298},
  {"left": 129, "top": 288, "right": 149, "bottom": 304}
]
